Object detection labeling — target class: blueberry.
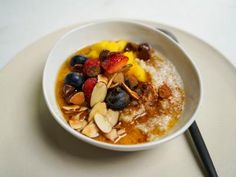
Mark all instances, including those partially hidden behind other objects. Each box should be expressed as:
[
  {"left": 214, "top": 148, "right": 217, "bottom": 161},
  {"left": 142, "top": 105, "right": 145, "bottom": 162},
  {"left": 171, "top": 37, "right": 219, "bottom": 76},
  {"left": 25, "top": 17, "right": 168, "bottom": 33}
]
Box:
[
  {"left": 64, "top": 72, "right": 84, "bottom": 90},
  {"left": 70, "top": 55, "right": 87, "bottom": 67},
  {"left": 106, "top": 86, "right": 130, "bottom": 110}
]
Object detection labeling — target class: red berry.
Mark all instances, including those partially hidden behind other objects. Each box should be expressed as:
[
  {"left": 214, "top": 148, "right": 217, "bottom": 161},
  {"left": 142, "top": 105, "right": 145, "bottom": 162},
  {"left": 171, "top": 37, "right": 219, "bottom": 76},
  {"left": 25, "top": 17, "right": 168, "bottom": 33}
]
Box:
[
  {"left": 101, "top": 53, "right": 128, "bottom": 74},
  {"left": 83, "top": 59, "right": 101, "bottom": 77},
  {"left": 82, "top": 78, "right": 97, "bottom": 102}
]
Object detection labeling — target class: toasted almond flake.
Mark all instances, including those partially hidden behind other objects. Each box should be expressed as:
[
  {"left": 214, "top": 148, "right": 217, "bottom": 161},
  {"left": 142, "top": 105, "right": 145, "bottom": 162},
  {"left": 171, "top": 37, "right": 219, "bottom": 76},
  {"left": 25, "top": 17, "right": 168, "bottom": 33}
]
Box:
[
  {"left": 106, "top": 109, "right": 119, "bottom": 127},
  {"left": 113, "top": 72, "right": 124, "bottom": 84},
  {"left": 62, "top": 105, "right": 80, "bottom": 113},
  {"left": 117, "top": 128, "right": 126, "bottom": 136},
  {"left": 90, "top": 82, "right": 107, "bottom": 107},
  {"left": 107, "top": 73, "right": 117, "bottom": 88},
  {"left": 120, "top": 64, "right": 133, "bottom": 72},
  {"left": 94, "top": 113, "right": 112, "bottom": 133},
  {"left": 109, "top": 82, "right": 119, "bottom": 88},
  {"left": 97, "top": 74, "right": 108, "bottom": 85},
  {"left": 69, "top": 92, "right": 85, "bottom": 105},
  {"left": 69, "top": 118, "right": 87, "bottom": 130},
  {"left": 88, "top": 102, "right": 107, "bottom": 121},
  {"left": 105, "top": 129, "right": 118, "bottom": 142},
  {"left": 121, "top": 82, "right": 140, "bottom": 100},
  {"left": 82, "top": 122, "right": 99, "bottom": 138},
  {"left": 73, "top": 111, "right": 88, "bottom": 121},
  {"left": 76, "top": 120, "right": 88, "bottom": 131},
  {"left": 78, "top": 106, "right": 88, "bottom": 112}
]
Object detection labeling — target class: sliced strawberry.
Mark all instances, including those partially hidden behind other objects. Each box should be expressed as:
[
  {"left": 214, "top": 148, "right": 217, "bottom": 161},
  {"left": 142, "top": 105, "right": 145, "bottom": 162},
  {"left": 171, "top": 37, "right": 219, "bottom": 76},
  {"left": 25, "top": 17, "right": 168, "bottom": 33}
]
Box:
[
  {"left": 101, "top": 53, "right": 128, "bottom": 74},
  {"left": 83, "top": 59, "right": 101, "bottom": 77},
  {"left": 82, "top": 78, "right": 97, "bottom": 103}
]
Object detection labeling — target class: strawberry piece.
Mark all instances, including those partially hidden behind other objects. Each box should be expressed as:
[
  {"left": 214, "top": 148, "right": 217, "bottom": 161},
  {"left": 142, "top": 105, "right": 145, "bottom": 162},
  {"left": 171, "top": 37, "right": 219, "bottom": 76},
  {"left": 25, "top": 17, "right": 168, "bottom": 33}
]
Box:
[
  {"left": 82, "top": 78, "right": 97, "bottom": 103},
  {"left": 83, "top": 59, "right": 101, "bottom": 77},
  {"left": 101, "top": 53, "right": 128, "bottom": 74}
]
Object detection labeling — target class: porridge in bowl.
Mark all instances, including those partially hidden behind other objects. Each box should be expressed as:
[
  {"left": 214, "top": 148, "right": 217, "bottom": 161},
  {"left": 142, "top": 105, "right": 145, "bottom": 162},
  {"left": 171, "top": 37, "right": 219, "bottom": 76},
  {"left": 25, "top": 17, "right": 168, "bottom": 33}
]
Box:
[{"left": 55, "top": 40, "right": 185, "bottom": 144}]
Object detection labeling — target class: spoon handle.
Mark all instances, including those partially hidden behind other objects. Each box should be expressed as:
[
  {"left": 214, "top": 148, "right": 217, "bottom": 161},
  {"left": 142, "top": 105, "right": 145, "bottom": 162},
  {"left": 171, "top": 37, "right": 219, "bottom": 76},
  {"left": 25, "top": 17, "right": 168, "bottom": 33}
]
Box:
[
  {"left": 157, "top": 28, "right": 218, "bottom": 177},
  {"left": 189, "top": 121, "right": 218, "bottom": 177}
]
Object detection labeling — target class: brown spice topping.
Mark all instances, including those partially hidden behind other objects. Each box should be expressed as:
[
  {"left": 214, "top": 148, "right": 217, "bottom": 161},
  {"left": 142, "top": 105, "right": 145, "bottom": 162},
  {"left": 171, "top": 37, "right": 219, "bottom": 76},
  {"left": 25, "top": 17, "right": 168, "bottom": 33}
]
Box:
[{"left": 158, "top": 84, "right": 172, "bottom": 99}]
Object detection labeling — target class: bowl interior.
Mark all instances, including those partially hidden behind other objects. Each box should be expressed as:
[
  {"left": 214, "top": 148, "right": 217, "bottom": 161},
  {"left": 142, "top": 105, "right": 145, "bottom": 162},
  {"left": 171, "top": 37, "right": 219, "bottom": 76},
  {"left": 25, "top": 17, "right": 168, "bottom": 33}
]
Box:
[{"left": 43, "top": 20, "right": 201, "bottom": 151}]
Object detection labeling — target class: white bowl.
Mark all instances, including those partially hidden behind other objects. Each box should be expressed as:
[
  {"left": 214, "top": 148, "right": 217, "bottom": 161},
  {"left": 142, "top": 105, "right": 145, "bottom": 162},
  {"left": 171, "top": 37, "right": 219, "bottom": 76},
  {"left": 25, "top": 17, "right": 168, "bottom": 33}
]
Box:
[{"left": 43, "top": 20, "right": 201, "bottom": 151}]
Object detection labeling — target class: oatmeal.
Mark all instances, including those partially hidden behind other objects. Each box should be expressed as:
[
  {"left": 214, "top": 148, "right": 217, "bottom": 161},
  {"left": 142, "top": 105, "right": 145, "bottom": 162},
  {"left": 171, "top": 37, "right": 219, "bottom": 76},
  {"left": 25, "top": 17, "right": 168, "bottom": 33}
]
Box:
[{"left": 55, "top": 40, "right": 185, "bottom": 144}]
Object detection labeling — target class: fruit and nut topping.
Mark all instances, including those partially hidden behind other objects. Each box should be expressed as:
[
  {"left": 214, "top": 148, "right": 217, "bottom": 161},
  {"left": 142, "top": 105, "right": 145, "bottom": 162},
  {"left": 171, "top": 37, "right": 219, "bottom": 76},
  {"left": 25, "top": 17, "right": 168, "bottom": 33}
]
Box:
[{"left": 56, "top": 40, "right": 185, "bottom": 144}]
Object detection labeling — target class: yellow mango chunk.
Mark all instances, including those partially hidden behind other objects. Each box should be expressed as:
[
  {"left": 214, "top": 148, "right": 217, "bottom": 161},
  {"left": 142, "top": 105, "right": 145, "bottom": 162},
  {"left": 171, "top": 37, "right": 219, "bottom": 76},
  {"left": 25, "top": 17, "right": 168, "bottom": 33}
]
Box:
[
  {"left": 87, "top": 40, "right": 127, "bottom": 58},
  {"left": 123, "top": 51, "right": 147, "bottom": 82},
  {"left": 127, "top": 63, "right": 147, "bottom": 82}
]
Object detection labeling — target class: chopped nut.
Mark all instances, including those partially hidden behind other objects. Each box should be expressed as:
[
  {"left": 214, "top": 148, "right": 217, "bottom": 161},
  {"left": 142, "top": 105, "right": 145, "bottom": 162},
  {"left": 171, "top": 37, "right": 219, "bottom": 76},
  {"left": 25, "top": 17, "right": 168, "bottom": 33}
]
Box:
[
  {"left": 69, "top": 92, "right": 85, "bottom": 105},
  {"left": 106, "top": 109, "right": 119, "bottom": 127},
  {"left": 94, "top": 113, "right": 112, "bottom": 133},
  {"left": 82, "top": 122, "right": 99, "bottom": 138},
  {"left": 88, "top": 102, "right": 107, "bottom": 121},
  {"left": 90, "top": 82, "right": 107, "bottom": 107},
  {"left": 97, "top": 74, "right": 108, "bottom": 85},
  {"left": 105, "top": 129, "right": 118, "bottom": 142},
  {"left": 121, "top": 82, "right": 140, "bottom": 100},
  {"left": 62, "top": 84, "right": 76, "bottom": 102},
  {"left": 158, "top": 84, "right": 172, "bottom": 99}
]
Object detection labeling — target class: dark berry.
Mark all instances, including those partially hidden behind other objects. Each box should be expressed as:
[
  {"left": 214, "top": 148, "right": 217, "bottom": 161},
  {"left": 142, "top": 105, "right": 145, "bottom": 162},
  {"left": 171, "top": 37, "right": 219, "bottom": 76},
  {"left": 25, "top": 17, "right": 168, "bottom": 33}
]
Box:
[
  {"left": 70, "top": 55, "right": 87, "bottom": 67},
  {"left": 124, "top": 43, "right": 138, "bottom": 52},
  {"left": 99, "top": 50, "right": 110, "bottom": 61},
  {"left": 138, "top": 43, "right": 150, "bottom": 51},
  {"left": 64, "top": 72, "right": 84, "bottom": 90},
  {"left": 106, "top": 86, "right": 130, "bottom": 110}
]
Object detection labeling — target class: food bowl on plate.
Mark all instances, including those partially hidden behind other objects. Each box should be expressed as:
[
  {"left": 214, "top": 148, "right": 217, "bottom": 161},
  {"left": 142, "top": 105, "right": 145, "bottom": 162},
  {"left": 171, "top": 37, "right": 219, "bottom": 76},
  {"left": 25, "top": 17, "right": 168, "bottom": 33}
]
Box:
[{"left": 43, "top": 20, "right": 201, "bottom": 151}]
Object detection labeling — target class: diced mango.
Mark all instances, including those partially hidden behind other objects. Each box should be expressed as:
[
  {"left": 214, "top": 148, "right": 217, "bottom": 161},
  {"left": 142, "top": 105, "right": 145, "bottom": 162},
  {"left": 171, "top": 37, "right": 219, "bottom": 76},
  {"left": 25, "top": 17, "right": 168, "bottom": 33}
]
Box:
[
  {"left": 123, "top": 51, "right": 135, "bottom": 64},
  {"left": 123, "top": 51, "right": 147, "bottom": 82},
  {"left": 87, "top": 40, "right": 128, "bottom": 58},
  {"left": 127, "top": 63, "right": 147, "bottom": 82}
]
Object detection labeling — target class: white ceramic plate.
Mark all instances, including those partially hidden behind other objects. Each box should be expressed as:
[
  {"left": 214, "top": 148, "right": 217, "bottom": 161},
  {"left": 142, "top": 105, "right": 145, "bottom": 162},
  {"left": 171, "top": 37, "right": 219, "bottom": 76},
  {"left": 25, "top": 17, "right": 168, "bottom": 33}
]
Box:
[
  {"left": 43, "top": 20, "right": 201, "bottom": 151},
  {"left": 0, "top": 20, "right": 235, "bottom": 176}
]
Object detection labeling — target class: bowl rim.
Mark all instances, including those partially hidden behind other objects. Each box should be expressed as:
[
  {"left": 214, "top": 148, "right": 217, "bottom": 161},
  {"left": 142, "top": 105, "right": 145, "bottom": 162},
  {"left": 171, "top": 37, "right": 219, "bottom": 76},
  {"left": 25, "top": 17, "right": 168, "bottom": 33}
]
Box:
[{"left": 42, "top": 19, "right": 202, "bottom": 151}]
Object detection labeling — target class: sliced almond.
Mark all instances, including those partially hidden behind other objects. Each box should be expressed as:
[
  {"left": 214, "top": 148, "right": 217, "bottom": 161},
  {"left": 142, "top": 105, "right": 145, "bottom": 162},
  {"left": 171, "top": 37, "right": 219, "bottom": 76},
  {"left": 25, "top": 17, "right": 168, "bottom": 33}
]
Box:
[
  {"left": 121, "top": 82, "right": 140, "bottom": 100},
  {"left": 106, "top": 109, "right": 119, "bottom": 127},
  {"left": 73, "top": 111, "right": 88, "bottom": 121},
  {"left": 90, "top": 82, "right": 107, "bottom": 107},
  {"left": 69, "top": 92, "right": 85, "bottom": 105},
  {"left": 82, "top": 122, "right": 99, "bottom": 138},
  {"left": 97, "top": 74, "right": 108, "bottom": 85},
  {"left": 69, "top": 118, "right": 87, "bottom": 130},
  {"left": 107, "top": 73, "right": 117, "bottom": 88},
  {"left": 94, "top": 113, "right": 112, "bottom": 133},
  {"left": 78, "top": 106, "right": 88, "bottom": 112},
  {"left": 88, "top": 102, "right": 107, "bottom": 121},
  {"left": 76, "top": 120, "right": 88, "bottom": 131},
  {"left": 109, "top": 82, "right": 119, "bottom": 88},
  {"left": 117, "top": 128, "right": 126, "bottom": 136},
  {"left": 105, "top": 129, "right": 118, "bottom": 142},
  {"left": 113, "top": 72, "right": 124, "bottom": 84},
  {"left": 120, "top": 64, "right": 133, "bottom": 72},
  {"left": 62, "top": 105, "right": 80, "bottom": 113}
]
